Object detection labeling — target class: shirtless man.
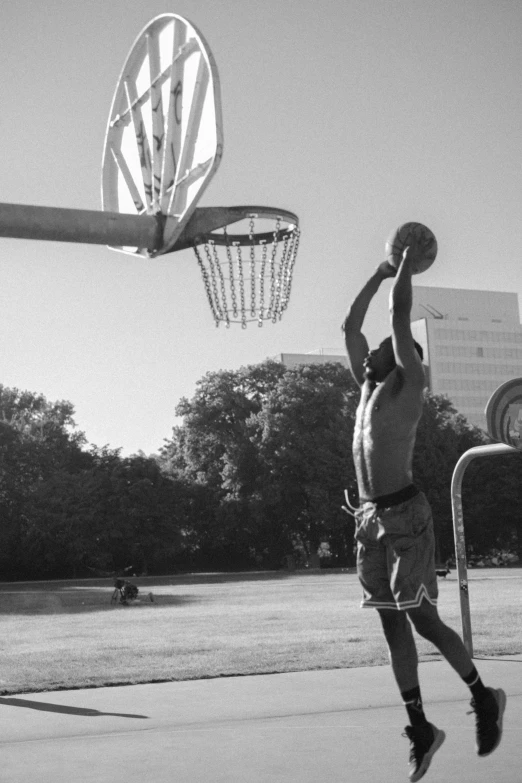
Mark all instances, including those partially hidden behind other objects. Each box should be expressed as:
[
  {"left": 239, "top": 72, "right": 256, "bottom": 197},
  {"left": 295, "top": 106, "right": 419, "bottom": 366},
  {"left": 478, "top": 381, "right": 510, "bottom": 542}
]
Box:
[{"left": 342, "top": 248, "right": 506, "bottom": 781}]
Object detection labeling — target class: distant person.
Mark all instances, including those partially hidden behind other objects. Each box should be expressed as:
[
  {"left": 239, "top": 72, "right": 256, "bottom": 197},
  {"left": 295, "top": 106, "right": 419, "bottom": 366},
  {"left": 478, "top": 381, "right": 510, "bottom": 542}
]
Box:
[
  {"left": 342, "top": 247, "right": 506, "bottom": 781},
  {"left": 111, "top": 574, "right": 154, "bottom": 606}
]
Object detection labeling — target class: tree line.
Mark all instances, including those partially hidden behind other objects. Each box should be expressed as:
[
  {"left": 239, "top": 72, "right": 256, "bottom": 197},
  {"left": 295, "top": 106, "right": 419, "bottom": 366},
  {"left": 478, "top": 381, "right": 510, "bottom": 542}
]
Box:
[{"left": 1, "top": 363, "right": 521, "bottom": 580}]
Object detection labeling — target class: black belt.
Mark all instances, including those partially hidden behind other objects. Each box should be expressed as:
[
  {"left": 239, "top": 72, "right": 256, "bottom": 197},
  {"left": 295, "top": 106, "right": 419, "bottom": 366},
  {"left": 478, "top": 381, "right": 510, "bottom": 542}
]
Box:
[{"left": 362, "top": 484, "right": 419, "bottom": 509}]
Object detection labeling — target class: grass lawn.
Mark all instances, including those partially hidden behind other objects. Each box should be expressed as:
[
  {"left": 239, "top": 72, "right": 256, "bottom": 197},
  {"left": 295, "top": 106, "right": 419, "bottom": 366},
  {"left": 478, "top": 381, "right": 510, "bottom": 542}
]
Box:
[{"left": 0, "top": 569, "right": 521, "bottom": 695}]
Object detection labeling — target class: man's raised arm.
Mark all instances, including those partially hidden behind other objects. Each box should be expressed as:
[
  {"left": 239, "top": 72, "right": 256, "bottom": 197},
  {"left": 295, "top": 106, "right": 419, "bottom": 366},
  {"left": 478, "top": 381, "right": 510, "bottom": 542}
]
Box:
[
  {"left": 389, "top": 248, "right": 424, "bottom": 379},
  {"left": 342, "top": 262, "right": 395, "bottom": 386}
]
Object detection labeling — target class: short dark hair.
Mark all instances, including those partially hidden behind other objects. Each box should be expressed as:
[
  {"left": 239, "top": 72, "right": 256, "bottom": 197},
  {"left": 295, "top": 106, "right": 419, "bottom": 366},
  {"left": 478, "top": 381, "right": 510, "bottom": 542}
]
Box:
[{"left": 381, "top": 335, "right": 424, "bottom": 362}]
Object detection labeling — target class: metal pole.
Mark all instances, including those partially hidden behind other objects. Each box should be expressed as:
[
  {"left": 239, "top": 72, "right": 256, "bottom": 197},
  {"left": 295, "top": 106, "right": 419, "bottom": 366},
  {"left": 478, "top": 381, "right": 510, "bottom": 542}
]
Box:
[
  {"left": 0, "top": 202, "right": 162, "bottom": 252},
  {"left": 450, "top": 442, "right": 518, "bottom": 657}
]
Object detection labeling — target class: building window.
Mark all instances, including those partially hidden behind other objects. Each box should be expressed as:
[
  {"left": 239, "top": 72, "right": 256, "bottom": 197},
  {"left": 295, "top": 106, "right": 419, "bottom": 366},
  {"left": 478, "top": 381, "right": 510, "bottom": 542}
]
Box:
[
  {"left": 477, "top": 347, "right": 484, "bottom": 357},
  {"left": 434, "top": 327, "right": 522, "bottom": 344}
]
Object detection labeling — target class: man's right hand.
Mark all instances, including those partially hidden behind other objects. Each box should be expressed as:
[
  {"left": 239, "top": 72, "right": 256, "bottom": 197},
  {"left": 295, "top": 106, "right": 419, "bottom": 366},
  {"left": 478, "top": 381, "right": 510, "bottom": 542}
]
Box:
[{"left": 376, "top": 260, "right": 397, "bottom": 279}]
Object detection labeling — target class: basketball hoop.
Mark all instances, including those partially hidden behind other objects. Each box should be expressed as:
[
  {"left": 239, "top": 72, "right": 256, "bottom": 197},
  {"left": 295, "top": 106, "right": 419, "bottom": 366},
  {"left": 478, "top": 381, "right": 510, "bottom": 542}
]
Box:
[
  {"left": 186, "top": 207, "right": 299, "bottom": 328},
  {"left": 0, "top": 14, "right": 301, "bottom": 328}
]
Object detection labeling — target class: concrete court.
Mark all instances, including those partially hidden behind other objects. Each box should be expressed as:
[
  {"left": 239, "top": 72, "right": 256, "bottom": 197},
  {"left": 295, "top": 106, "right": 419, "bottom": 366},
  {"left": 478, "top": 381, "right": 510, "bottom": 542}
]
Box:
[{"left": 0, "top": 658, "right": 520, "bottom": 783}]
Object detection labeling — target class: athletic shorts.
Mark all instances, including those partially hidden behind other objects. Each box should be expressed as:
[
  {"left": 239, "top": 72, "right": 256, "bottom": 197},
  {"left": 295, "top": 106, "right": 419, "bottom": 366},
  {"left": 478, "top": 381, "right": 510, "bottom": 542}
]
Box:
[{"left": 354, "top": 488, "right": 438, "bottom": 611}]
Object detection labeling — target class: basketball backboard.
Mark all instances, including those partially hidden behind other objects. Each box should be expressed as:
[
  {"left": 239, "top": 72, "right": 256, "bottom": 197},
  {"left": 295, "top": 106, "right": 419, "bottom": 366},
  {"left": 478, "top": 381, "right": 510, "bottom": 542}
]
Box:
[
  {"left": 485, "top": 377, "right": 522, "bottom": 450},
  {"left": 101, "top": 14, "right": 223, "bottom": 256}
]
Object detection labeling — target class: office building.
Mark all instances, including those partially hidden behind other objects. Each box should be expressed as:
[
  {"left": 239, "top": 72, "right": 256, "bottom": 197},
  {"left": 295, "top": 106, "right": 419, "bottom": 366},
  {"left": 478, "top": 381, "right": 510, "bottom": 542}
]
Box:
[{"left": 411, "top": 286, "right": 522, "bottom": 430}]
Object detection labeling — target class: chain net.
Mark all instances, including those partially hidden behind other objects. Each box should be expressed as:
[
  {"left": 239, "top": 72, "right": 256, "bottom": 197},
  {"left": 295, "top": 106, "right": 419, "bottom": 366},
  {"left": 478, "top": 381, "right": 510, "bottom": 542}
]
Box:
[{"left": 193, "top": 215, "right": 300, "bottom": 328}]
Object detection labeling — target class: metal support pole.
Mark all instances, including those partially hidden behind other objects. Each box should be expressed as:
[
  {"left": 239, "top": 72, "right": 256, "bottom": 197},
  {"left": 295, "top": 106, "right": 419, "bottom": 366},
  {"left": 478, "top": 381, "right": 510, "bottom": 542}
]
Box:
[
  {"left": 450, "top": 442, "right": 518, "bottom": 657},
  {"left": 0, "top": 202, "right": 163, "bottom": 252}
]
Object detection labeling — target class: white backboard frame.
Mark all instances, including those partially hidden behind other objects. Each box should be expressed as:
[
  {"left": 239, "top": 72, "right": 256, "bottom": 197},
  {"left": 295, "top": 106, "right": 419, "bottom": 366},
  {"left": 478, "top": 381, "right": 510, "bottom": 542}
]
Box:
[{"left": 102, "top": 14, "right": 224, "bottom": 256}]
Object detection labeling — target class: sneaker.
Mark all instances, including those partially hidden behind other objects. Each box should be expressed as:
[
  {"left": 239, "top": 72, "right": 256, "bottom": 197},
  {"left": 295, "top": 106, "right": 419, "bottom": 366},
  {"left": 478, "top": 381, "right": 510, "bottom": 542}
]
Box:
[
  {"left": 403, "top": 722, "right": 445, "bottom": 782},
  {"left": 468, "top": 687, "right": 506, "bottom": 756}
]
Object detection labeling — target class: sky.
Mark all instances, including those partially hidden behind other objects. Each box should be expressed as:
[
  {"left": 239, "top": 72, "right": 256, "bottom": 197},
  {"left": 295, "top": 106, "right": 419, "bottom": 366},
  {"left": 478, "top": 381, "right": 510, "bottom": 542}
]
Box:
[{"left": 1, "top": 0, "right": 522, "bottom": 456}]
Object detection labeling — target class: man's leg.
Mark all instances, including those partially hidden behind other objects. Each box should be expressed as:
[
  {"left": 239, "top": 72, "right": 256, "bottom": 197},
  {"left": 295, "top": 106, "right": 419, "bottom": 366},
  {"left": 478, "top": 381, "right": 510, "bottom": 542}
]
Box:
[
  {"left": 378, "top": 608, "right": 419, "bottom": 692},
  {"left": 378, "top": 608, "right": 445, "bottom": 781},
  {"left": 378, "top": 608, "right": 432, "bottom": 724},
  {"left": 406, "top": 601, "right": 472, "bottom": 676},
  {"left": 407, "top": 600, "right": 506, "bottom": 756}
]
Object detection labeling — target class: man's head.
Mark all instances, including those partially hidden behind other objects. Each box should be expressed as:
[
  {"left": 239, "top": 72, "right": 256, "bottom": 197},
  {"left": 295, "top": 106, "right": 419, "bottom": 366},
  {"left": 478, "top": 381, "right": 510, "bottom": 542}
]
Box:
[{"left": 363, "top": 336, "right": 424, "bottom": 382}]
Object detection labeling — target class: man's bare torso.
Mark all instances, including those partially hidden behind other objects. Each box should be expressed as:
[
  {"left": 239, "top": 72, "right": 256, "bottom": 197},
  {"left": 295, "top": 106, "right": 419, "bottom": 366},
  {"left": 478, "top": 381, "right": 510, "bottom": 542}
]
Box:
[{"left": 353, "top": 368, "right": 423, "bottom": 500}]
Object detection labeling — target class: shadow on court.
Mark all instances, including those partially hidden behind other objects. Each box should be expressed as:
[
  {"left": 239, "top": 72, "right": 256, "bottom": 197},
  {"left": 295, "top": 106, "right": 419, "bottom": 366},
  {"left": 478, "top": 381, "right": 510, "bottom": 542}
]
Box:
[{"left": 0, "top": 696, "right": 148, "bottom": 719}]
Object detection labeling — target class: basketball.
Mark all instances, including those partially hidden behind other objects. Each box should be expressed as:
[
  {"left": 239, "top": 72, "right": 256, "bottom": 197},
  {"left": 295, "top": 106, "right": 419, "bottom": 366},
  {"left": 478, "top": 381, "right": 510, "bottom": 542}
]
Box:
[{"left": 385, "top": 222, "right": 437, "bottom": 274}]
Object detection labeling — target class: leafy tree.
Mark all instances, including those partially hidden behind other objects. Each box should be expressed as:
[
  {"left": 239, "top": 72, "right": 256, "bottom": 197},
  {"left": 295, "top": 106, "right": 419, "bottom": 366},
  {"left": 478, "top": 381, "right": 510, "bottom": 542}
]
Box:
[
  {"left": 412, "top": 393, "right": 486, "bottom": 560},
  {"left": 412, "top": 392, "right": 522, "bottom": 562},
  {"left": 161, "top": 361, "right": 360, "bottom": 568},
  {"left": 460, "top": 450, "right": 522, "bottom": 559},
  {"left": 20, "top": 447, "right": 191, "bottom": 578},
  {"left": 0, "top": 385, "right": 192, "bottom": 579},
  {"left": 0, "top": 385, "right": 89, "bottom": 577},
  {"left": 89, "top": 450, "right": 185, "bottom": 574},
  {"left": 161, "top": 362, "right": 289, "bottom": 568},
  {"left": 164, "top": 362, "right": 287, "bottom": 486},
  {"left": 251, "top": 363, "right": 358, "bottom": 566},
  {"left": 20, "top": 467, "right": 101, "bottom": 578}
]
